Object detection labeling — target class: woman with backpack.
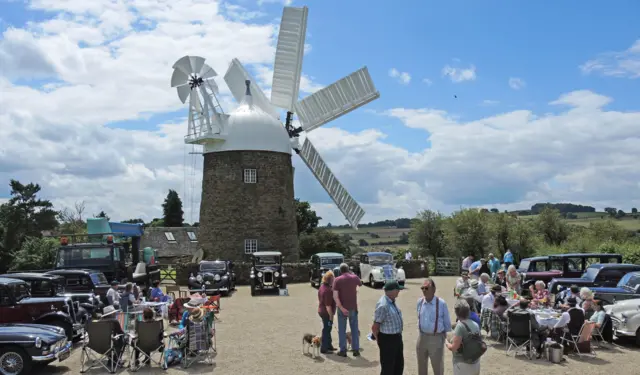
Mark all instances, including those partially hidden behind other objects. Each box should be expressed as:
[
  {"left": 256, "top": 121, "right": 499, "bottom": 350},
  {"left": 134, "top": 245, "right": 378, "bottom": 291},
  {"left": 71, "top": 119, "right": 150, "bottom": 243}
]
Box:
[{"left": 446, "top": 299, "right": 485, "bottom": 375}]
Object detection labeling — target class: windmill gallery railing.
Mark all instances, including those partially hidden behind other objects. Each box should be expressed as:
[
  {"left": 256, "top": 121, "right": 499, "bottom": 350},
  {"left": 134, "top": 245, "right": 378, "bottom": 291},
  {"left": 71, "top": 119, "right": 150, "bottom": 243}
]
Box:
[{"left": 435, "top": 257, "right": 460, "bottom": 276}]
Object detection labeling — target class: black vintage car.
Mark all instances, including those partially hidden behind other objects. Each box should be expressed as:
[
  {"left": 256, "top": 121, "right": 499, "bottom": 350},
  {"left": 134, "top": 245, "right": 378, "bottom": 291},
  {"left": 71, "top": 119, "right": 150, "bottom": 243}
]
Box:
[
  {"left": 250, "top": 251, "right": 287, "bottom": 296},
  {"left": 45, "top": 269, "right": 111, "bottom": 306},
  {"left": 0, "top": 323, "right": 71, "bottom": 375},
  {"left": 308, "top": 252, "right": 344, "bottom": 288},
  {"left": 0, "top": 278, "right": 82, "bottom": 341},
  {"left": 548, "top": 263, "right": 640, "bottom": 294},
  {"left": 188, "top": 260, "right": 236, "bottom": 296},
  {"left": 0, "top": 272, "right": 102, "bottom": 321}
]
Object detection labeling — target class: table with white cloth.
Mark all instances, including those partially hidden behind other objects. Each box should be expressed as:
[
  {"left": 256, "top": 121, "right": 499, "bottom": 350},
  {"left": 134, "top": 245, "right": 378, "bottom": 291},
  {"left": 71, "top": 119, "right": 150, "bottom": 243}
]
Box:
[{"left": 533, "top": 309, "right": 561, "bottom": 329}]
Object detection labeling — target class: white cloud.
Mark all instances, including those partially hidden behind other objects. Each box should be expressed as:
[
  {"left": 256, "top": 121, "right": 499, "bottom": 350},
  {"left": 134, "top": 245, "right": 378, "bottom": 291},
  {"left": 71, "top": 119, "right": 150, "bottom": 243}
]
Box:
[
  {"left": 580, "top": 39, "right": 640, "bottom": 78},
  {"left": 508, "top": 77, "right": 526, "bottom": 90},
  {"left": 388, "top": 68, "right": 411, "bottom": 85},
  {"left": 442, "top": 64, "right": 476, "bottom": 83},
  {"left": 481, "top": 100, "right": 499, "bottom": 106},
  {"left": 422, "top": 78, "right": 433, "bottom": 86}
]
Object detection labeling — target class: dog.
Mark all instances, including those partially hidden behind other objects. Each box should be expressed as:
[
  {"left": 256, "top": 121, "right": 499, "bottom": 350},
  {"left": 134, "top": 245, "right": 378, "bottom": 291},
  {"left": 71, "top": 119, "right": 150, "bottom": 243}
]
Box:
[
  {"left": 302, "top": 333, "right": 321, "bottom": 358},
  {"left": 346, "top": 330, "right": 360, "bottom": 351}
]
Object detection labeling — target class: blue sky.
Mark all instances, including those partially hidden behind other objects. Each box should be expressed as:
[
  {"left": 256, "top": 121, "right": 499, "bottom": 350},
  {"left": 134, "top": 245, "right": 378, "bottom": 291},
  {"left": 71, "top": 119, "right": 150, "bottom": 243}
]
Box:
[{"left": 1, "top": 0, "right": 640, "bottom": 225}]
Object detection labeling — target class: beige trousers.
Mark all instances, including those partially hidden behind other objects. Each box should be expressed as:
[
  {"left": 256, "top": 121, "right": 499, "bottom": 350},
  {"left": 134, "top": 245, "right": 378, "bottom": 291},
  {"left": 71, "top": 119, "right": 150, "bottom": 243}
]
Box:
[
  {"left": 453, "top": 360, "right": 480, "bottom": 375},
  {"left": 416, "top": 332, "right": 445, "bottom": 375}
]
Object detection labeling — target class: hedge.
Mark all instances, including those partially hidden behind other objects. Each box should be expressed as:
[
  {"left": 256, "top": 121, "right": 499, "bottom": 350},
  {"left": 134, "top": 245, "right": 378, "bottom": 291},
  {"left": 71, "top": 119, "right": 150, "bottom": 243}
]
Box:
[{"left": 174, "top": 259, "right": 430, "bottom": 286}]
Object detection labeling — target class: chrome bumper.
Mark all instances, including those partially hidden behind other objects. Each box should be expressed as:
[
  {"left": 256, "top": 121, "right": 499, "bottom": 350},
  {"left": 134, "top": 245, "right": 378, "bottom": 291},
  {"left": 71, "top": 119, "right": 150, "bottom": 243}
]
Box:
[
  {"left": 611, "top": 317, "right": 635, "bottom": 337},
  {"left": 189, "top": 287, "right": 229, "bottom": 293},
  {"left": 32, "top": 342, "right": 72, "bottom": 362}
]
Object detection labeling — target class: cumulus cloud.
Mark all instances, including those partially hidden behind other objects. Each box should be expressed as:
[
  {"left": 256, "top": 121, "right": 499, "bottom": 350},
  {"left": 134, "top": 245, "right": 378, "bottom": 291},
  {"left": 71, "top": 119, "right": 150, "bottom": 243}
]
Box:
[
  {"left": 580, "top": 39, "right": 640, "bottom": 79},
  {"left": 508, "top": 77, "right": 526, "bottom": 90},
  {"left": 388, "top": 68, "right": 411, "bottom": 85},
  {"left": 442, "top": 64, "right": 476, "bottom": 83}
]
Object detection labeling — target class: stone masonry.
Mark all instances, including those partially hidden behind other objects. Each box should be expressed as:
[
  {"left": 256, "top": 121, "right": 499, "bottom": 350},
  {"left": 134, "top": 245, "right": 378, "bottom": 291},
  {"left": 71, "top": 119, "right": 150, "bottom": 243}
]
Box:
[{"left": 199, "top": 150, "right": 299, "bottom": 262}]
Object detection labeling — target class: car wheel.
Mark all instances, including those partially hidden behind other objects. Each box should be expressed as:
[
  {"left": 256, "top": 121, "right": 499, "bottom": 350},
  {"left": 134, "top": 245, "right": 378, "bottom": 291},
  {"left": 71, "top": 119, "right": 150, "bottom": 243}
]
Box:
[
  {"left": 250, "top": 286, "right": 257, "bottom": 296},
  {"left": 0, "top": 346, "right": 32, "bottom": 375},
  {"left": 399, "top": 281, "right": 405, "bottom": 286},
  {"left": 369, "top": 275, "right": 374, "bottom": 288}
]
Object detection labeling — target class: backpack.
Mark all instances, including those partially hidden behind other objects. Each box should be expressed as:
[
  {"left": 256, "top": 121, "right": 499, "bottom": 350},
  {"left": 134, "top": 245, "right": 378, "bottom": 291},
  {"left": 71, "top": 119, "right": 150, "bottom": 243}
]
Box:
[{"left": 458, "top": 321, "right": 487, "bottom": 363}]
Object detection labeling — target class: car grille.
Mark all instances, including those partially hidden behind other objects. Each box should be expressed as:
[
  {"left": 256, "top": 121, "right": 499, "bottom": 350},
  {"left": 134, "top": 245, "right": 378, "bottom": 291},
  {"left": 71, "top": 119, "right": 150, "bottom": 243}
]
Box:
[
  {"left": 263, "top": 271, "right": 274, "bottom": 285},
  {"left": 611, "top": 316, "right": 621, "bottom": 329}
]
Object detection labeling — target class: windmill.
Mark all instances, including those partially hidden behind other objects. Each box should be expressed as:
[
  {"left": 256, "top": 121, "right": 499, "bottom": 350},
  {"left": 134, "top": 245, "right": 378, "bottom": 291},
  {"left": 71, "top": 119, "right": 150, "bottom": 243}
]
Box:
[{"left": 171, "top": 5, "right": 379, "bottom": 261}]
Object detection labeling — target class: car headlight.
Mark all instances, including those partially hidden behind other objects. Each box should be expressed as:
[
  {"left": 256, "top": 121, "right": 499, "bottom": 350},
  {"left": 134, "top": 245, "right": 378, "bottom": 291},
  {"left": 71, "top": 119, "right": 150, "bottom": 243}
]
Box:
[
  {"left": 275, "top": 272, "right": 280, "bottom": 277},
  {"left": 214, "top": 274, "right": 221, "bottom": 281},
  {"left": 196, "top": 275, "right": 203, "bottom": 282},
  {"left": 258, "top": 272, "right": 263, "bottom": 277},
  {"left": 222, "top": 275, "right": 229, "bottom": 279},
  {"left": 35, "top": 337, "right": 42, "bottom": 349},
  {"left": 282, "top": 273, "right": 288, "bottom": 278}
]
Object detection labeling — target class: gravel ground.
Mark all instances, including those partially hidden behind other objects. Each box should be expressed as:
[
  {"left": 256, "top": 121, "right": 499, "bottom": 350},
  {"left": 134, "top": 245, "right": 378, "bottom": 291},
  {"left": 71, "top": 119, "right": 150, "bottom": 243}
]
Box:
[{"left": 43, "top": 277, "right": 639, "bottom": 374}]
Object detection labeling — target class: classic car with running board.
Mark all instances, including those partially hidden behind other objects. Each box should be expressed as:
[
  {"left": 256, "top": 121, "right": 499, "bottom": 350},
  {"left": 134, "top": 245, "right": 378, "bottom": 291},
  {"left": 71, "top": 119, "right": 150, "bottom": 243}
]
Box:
[
  {"left": 308, "top": 252, "right": 344, "bottom": 288},
  {"left": 0, "top": 323, "right": 72, "bottom": 375},
  {"left": 591, "top": 271, "right": 640, "bottom": 305},
  {"left": 548, "top": 263, "right": 640, "bottom": 295},
  {"left": 188, "top": 260, "right": 236, "bottom": 296},
  {"left": 249, "top": 251, "right": 287, "bottom": 296},
  {"left": 358, "top": 251, "right": 406, "bottom": 288}
]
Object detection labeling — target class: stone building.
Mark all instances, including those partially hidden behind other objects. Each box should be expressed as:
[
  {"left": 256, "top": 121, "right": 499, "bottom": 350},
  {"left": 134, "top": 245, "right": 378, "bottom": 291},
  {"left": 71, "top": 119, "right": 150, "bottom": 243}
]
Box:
[
  {"left": 194, "top": 82, "right": 299, "bottom": 262},
  {"left": 140, "top": 226, "right": 200, "bottom": 264}
]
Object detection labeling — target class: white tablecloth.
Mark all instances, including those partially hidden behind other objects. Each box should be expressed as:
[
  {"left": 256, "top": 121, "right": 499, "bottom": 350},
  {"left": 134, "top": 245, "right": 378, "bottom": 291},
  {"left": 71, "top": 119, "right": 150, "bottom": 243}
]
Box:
[{"left": 534, "top": 311, "right": 560, "bottom": 328}]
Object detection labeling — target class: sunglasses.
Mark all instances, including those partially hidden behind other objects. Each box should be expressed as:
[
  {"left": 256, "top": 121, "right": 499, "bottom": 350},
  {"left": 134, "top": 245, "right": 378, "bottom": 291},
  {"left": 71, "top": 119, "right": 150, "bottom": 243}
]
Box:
[{"left": 421, "top": 286, "right": 430, "bottom": 291}]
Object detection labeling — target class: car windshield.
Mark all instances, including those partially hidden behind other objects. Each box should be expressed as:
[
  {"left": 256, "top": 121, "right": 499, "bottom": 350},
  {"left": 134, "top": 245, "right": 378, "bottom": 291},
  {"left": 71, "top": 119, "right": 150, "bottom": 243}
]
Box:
[
  {"left": 255, "top": 256, "right": 279, "bottom": 265},
  {"left": 11, "top": 283, "right": 30, "bottom": 302},
  {"left": 369, "top": 254, "right": 393, "bottom": 266},
  {"left": 56, "top": 247, "right": 115, "bottom": 267},
  {"left": 200, "top": 262, "right": 226, "bottom": 272},
  {"left": 90, "top": 273, "right": 108, "bottom": 285},
  {"left": 320, "top": 257, "right": 343, "bottom": 267},
  {"left": 581, "top": 267, "right": 599, "bottom": 281},
  {"left": 517, "top": 260, "right": 530, "bottom": 272},
  {"left": 618, "top": 273, "right": 640, "bottom": 289}
]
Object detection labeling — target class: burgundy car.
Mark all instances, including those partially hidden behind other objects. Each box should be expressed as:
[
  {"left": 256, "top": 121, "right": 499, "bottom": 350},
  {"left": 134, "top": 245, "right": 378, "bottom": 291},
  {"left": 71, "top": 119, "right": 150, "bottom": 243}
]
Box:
[{"left": 519, "top": 253, "right": 622, "bottom": 293}]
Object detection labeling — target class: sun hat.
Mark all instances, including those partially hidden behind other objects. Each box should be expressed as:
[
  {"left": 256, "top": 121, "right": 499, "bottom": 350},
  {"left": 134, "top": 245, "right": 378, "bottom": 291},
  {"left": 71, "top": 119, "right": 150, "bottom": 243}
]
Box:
[
  {"left": 102, "top": 305, "right": 120, "bottom": 317},
  {"left": 469, "top": 279, "right": 479, "bottom": 288},
  {"left": 189, "top": 307, "right": 204, "bottom": 320},
  {"left": 383, "top": 280, "right": 404, "bottom": 291},
  {"left": 461, "top": 271, "right": 469, "bottom": 276}
]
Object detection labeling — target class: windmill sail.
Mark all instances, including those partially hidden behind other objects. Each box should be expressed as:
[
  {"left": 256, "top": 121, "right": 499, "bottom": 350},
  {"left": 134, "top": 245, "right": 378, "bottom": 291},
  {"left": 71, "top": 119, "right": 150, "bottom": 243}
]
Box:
[
  {"left": 224, "top": 59, "right": 280, "bottom": 119},
  {"left": 271, "top": 6, "right": 308, "bottom": 111},
  {"left": 298, "top": 138, "right": 365, "bottom": 229},
  {"left": 295, "top": 66, "right": 380, "bottom": 132}
]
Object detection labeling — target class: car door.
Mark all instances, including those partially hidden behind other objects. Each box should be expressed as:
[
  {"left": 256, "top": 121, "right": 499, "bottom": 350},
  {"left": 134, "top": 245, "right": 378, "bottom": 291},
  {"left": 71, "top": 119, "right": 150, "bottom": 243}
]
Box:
[
  {"left": 0, "top": 285, "right": 24, "bottom": 323},
  {"left": 360, "top": 255, "right": 370, "bottom": 281}
]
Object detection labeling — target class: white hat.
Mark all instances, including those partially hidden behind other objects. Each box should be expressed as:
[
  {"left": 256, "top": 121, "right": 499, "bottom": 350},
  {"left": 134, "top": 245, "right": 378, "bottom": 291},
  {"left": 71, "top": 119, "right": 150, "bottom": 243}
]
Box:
[
  {"left": 102, "top": 305, "right": 120, "bottom": 317},
  {"left": 469, "top": 279, "right": 479, "bottom": 288}
]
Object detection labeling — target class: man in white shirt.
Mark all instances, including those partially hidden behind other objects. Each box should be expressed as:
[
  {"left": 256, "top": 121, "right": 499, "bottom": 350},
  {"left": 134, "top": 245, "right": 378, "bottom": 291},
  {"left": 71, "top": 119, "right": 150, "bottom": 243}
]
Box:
[
  {"left": 461, "top": 255, "right": 474, "bottom": 272},
  {"left": 477, "top": 273, "right": 490, "bottom": 296},
  {"left": 405, "top": 251, "right": 412, "bottom": 260},
  {"left": 554, "top": 297, "right": 585, "bottom": 329},
  {"left": 454, "top": 271, "right": 470, "bottom": 297},
  {"left": 106, "top": 280, "right": 121, "bottom": 307}
]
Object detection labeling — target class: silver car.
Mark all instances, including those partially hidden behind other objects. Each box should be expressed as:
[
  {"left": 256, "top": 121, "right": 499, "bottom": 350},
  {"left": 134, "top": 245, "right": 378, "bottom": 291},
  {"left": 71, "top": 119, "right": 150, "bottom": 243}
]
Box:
[{"left": 604, "top": 297, "right": 640, "bottom": 346}]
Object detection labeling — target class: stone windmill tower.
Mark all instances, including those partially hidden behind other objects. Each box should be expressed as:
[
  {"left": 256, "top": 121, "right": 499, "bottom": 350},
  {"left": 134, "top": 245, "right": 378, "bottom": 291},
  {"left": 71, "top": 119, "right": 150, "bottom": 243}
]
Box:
[{"left": 170, "top": 6, "right": 380, "bottom": 262}]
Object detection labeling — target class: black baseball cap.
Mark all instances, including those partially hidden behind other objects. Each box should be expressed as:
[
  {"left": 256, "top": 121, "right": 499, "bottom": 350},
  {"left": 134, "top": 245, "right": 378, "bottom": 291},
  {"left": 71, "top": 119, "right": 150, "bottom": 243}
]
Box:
[
  {"left": 383, "top": 280, "right": 405, "bottom": 291},
  {"left": 111, "top": 280, "right": 119, "bottom": 286}
]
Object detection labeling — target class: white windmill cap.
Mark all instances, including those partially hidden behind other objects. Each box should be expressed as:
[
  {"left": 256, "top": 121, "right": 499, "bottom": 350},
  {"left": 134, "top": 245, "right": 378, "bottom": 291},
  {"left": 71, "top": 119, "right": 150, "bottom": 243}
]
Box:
[{"left": 204, "top": 79, "right": 292, "bottom": 154}]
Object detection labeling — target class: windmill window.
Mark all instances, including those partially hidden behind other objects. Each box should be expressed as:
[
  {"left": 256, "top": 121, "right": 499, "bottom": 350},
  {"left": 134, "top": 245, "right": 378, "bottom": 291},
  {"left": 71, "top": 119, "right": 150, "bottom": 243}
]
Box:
[
  {"left": 164, "top": 232, "right": 176, "bottom": 242},
  {"left": 244, "top": 169, "right": 257, "bottom": 184},
  {"left": 187, "top": 231, "right": 197, "bottom": 242},
  {"left": 244, "top": 239, "right": 258, "bottom": 254}
]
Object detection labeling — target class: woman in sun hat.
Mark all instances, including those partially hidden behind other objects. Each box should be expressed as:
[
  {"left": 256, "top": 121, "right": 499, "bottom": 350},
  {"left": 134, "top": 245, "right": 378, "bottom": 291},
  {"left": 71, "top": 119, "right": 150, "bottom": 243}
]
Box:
[{"left": 179, "top": 299, "right": 204, "bottom": 329}]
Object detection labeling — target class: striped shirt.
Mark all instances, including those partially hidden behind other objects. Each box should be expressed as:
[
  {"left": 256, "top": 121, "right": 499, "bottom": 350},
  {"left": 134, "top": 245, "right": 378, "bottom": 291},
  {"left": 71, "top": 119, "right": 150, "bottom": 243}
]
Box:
[{"left": 374, "top": 295, "right": 403, "bottom": 334}]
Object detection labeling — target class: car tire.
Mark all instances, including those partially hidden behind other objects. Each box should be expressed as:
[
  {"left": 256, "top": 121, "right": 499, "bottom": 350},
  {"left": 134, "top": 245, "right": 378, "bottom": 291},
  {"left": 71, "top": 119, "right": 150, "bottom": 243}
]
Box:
[
  {"left": 0, "top": 345, "right": 33, "bottom": 375},
  {"left": 250, "top": 286, "right": 257, "bottom": 296},
  {"left": 399, "top": 281, "right": 405, "bottom": 286},
  {"left": 369, "top": 275, "right": 374, "bottom": 288}
]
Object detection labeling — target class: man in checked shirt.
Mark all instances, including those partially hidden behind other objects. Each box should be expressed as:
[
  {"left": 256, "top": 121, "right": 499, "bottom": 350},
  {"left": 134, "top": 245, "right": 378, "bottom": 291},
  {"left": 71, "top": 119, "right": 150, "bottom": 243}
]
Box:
[{"left": 371, "top": 280, "right": 405, "bottom": 375}]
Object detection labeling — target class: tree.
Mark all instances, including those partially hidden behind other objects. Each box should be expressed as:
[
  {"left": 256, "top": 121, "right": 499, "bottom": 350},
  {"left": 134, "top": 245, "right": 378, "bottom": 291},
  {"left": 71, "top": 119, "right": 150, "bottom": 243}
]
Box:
[
  {"left": 632, "top": 208, "right": 638, "bottom": 214},
  {"left": 410, "top": 210, "right": 446, "bottom": 261},
  {"left": 489, "top": 213, "right": 516, "bottom": 256},
  {"left": 58, "top": 201, "right": 87, "bottom": 234},
  {"left": 95, "top": 211, "right": 110, "bottom": 221},
  {"left": 358, "top": 239, "right": 369, "bottom": 246},
  {"left": 122, "top": 218, "right": 144, "bottom": 224},
  {"left": 295, "top": 199, "right": 320, "bottom": 235},
  {"left": 10, "top": 237, "right": 58, "bottom": 271},
  {"left": 162, "top": 190, "right": 184, "bottom": 227},
  {"left": 616, "top": 210, "right": 626, "bottom": 219},
  {"left": 490, "top": 208, "right": 499, "bottom": 213},
  {"left": 534, "top": 207, "right": 569, "bottom": 245},
  {"left": 0, "top": 180, "right": 58, "bottom": 270},
  {"left": 604, "top": 207, "right": 617, "bottom": 217},
  {"left": 509, "top": 219, "right": 536, "bottom": 259},
  {"left": 299, "top": 229, "right": 350, "bottom": 259},
  {"left": 446, "top": 208, "right": 490, "bottom": 258}
]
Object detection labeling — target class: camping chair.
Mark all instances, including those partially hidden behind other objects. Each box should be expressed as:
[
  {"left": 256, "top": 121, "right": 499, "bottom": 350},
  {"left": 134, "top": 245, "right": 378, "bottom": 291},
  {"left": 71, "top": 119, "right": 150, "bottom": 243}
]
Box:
[
  {"left": 506, "top": 311, "right": 533, "bottom": 359},
  {"left": 480, "top": 308, "right": 493, "bottom": 333},
  {"left": 165, "top": 285, "right": 181, "bottom": 300},
  {"left": 562, "top": 321, "right": 596, "bottom": 357},
  {"left": 592, "top": 314, "right": 613, "bottom": 347},
  {"left": 80, "top": 320, "right": 128, "bottom": 373},
  {"left": 204, "top": 295, "right": 221, "bottom": 321},
  {"left": 129, "top": 320, "right": 167, "bottom": 371},
  {"left": 182, "top": 315, "right": 216, "bottom": 368}
]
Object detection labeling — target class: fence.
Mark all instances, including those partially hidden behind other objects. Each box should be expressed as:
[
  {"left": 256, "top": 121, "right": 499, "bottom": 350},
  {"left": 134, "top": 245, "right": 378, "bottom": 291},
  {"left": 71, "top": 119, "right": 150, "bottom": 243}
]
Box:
[
  {"left": 435, "top": 257, "right": 460, "bottom": 276},
  {"left": 159, "top": 265, "right": 177, "bottom": 284}
]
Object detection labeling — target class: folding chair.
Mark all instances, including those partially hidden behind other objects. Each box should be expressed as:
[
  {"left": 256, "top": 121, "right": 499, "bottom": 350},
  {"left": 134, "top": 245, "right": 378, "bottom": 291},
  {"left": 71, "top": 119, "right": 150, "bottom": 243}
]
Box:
[
  {"left": 130, "top": 320, "right": 167, "bottom": 371},
  {"left": 562, "top": 322, "right": 597, "bottom": 357},
  {"left": 182, "top": 316, "right": 216, "bottom": 368},
  {"left": 80, "top": 320, "right": 128, "bottom": 373},
  {"left": 204, "top": 295, "right": 221, "bottom": 321},
  {"left": 480, "top": 308, "right": 492, "bottom": 333},
  {"left": 489, "top": 310, "right": 506, "bottom": 341},
  {"left": 506, "top": 311, "right": 533, "bottom": 359},
  {"left": 592, "top": 314, "right": 613, "bottom": 347},
  {"left": 165, "top": 285, "right": 180, "bottom": 300}
]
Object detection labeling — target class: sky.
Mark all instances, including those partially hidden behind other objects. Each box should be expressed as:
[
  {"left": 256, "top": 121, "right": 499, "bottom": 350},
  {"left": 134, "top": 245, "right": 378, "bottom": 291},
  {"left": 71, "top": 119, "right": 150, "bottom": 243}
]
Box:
[{"left": 1, "top": 0, "right": 639, "bottom": 227}]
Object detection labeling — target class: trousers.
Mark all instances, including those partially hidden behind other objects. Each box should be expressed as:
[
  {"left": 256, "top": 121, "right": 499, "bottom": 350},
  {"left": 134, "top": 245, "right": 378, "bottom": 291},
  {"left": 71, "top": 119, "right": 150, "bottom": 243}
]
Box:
[
  {"left": 377, "top": 333, "right": 403, "bottom": 375},
  {"left": 416, "top": 332, "right": 445, "bottom": 375},
  {"left": 337, "top": 309, "right": 359, "bottom": 352}
]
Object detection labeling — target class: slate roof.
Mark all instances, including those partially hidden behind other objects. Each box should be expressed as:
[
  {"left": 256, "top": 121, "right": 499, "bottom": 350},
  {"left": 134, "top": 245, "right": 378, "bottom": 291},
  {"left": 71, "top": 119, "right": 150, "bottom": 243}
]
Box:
[{"left": 141, "top": 226, "right": 200, "bottom": 258}]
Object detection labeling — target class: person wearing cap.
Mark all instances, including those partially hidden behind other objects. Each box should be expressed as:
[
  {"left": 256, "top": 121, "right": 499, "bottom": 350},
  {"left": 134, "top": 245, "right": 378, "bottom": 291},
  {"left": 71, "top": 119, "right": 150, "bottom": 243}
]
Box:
[
  {"left": 106, "top": 280, "right": 121, "bottom": 307},
  {"left": 557, "top": 285, "right": 582, "bottom": 310},
  {"left": 494, "top": 269, "right": 507, "bottom": 289},
  {"left": 416, "top": 278, "right": 451, "bottom": 375},
  {"left": 179, "top": 300, "right": 204, "bottom": 329},
  {"left": 454, "top": 272, "right": 470, "bottom": 297},
  {"left": 487, "top": 253, "right": 501, "bottom": 275},
  {"left": 372, "top": 281, "right": 405, "bottom": 375},
  {"left": 99, "top": 305, "right": 126, "bottom": 366}
]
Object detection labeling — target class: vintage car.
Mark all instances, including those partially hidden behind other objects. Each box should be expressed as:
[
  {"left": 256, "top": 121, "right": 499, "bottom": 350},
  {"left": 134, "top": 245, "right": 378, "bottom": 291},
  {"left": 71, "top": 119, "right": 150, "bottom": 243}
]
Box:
[
  {"left": 249, "top": 251, "right": 287, "bottom": 296},
  {"left": 188, "top": 260, "right": 236, "bottom": 296},
  {"left": 308, "top": 252, "right": 344, "bottom": 288},
  {"left": 0, "top": 272, "right": 102, "bottom": 321},
  {"left": 591, "top": 271, "right": 640, "bottom": 305},
  {"left": 0, "top": 323, "right": 72, "bottom": 375},
  {"left": 547, "top": 263, "right": 640, "bottom": 294},
  {"left": 0, "top": 277, "right": 83, "bottom": 341},
  {"left": 604, "top": 297, "right": 640, "bottom": 346},
  {"left": 45, "top": 269, "right": 111, "bottom": 306},
  {"left": 519, "top": 253, "right": 622, "bottom": 293},
  {"left": 359, "top": 252, "right": 406, "bottom": 288}
]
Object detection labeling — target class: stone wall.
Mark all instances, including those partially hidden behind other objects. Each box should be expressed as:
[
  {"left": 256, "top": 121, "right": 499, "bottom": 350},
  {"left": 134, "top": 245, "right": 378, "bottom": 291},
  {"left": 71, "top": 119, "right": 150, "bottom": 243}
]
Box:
[
  {"left": 174, "top": 259, "right": 430, "bottom": 286},
  {"left": 199, "top": 150, "right": 299, "bottom": 262},
  {"left": 141, "top": 227, "right": 200, "bottom": 259}
]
